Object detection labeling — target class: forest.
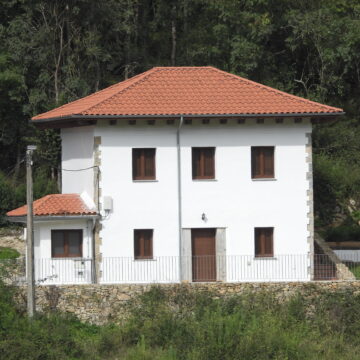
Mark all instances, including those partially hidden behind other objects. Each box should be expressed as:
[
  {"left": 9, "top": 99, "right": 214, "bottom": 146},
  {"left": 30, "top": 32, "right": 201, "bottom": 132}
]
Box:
[{"left": 0, "top": 0, "right": 360, "bottom": 234}]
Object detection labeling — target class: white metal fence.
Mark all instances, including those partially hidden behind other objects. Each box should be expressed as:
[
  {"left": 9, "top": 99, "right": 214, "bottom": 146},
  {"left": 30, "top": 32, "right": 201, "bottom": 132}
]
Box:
[{"left": 1, "top": 254, "right": 360, "bottom": 285}]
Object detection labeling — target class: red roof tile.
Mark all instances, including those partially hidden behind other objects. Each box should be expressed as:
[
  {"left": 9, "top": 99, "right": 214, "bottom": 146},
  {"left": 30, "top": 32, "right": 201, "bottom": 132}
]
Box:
[
  {"left": 32, "top": 67, "right": 343, "bottom": 121},
  {"left": 6, "top": 194, "right": 97, "bottom": 217}
]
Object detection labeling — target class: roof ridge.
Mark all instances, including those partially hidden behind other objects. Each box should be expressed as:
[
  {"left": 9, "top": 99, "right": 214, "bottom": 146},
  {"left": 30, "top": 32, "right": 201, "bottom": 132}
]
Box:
[
  {"left": 208, "top": 67, "right": 342, "bottom": 112},
  {"left": 32, "top": 69, "right": 157, "bottom": 120},
  {"left": 84, "top": 67, "right": 162, "bottom": 114},
  {"left": 51, "top": 193, "right": 79, "bottom": 197},
  {"left": 152, "top": 66, "right": 213, "bottom": 70}
]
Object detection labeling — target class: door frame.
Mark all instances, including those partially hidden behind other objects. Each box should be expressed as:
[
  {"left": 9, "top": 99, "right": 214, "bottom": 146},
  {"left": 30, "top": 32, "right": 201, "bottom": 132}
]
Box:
[{"left": 181, "top": 228, "right": 227, "bottom": 283}]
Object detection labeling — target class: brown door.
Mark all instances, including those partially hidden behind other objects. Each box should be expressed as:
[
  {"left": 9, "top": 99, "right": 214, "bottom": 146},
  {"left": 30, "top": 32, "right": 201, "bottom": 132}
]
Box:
[{"left": 192, "top": 228, "right": 216, "bottom": 282}]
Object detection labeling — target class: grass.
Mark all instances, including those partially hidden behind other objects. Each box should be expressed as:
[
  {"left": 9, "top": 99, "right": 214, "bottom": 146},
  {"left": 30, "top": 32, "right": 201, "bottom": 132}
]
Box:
[
  {"left": 0, "top": 246, "right": 20, "bottom": 259},
  {"left": 348, "top": 263, "right": 360, "bottom": 279},
  {"left": 1, "top": 283, "right": 360, "bottom": 359}
]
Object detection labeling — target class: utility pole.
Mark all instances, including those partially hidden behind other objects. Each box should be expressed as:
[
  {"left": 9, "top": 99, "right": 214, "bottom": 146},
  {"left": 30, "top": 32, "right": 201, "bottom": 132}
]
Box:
[{"left": 26, "top": 145, "right": 36, "bottom": 317}]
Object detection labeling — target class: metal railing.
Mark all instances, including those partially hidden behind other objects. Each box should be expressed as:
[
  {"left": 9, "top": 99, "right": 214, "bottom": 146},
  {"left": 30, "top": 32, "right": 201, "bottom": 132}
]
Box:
[
  {"left": 1, "top": 254, "right": 360, "bottom": 285},
  {"left": 35, "top": 258, "right": 93, "bottom": 284}
]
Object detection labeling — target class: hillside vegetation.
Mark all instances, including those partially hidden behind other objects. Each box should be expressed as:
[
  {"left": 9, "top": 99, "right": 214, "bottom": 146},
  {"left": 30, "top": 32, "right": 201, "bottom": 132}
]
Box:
[
  {"left": 1, "top": 282, "right": 360, "bottom": 359},
  {"left": 0, "top": 0, "right": 359, "bottom": 233}
]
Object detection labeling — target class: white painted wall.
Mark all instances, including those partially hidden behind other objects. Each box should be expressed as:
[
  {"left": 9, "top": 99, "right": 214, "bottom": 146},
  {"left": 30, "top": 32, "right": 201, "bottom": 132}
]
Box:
[
  {"left": 95, "top": 119, "right": 312, "bottom": 282},
  {"left": 40, "top": 118, "right": 312, "bottom": 283},
  {"left": 61, "top": 126, "right": 94, "bottom": 198}
]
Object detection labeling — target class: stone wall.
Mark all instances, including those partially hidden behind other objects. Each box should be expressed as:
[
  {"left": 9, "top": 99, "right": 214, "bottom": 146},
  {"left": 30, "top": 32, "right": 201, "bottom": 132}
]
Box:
[
  {"left": 13, "top": 281, "right": 360, "bottom": 325},
  {"left": 0, "top": 230, "right": 25, "bottom": 255}
]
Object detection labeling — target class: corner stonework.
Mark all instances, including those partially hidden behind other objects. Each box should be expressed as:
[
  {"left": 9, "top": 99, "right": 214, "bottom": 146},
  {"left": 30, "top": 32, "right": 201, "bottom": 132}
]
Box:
[
  {"left": 306, "top": 132, "right": 314, "bottom": 280},
  {"left": 93, "top": 136, "right": 102, "bottom": 283}
]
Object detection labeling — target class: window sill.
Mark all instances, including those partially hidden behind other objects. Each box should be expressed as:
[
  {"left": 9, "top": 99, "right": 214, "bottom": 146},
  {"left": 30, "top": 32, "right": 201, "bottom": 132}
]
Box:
[
  {"left": 192, "top": 179, "right": 218, "bottom": 182},
  {"left": 134, "top": 258, "right": 156, "bottom": 261},
  {"left": 51, "top": 257, "right": 84, "bottom": 260},
  {"left": 133, "top": 180, "right": 158, "bottom": 183},
  {"left": 252, "top": 178, "right": 277, "bottom": 181}
]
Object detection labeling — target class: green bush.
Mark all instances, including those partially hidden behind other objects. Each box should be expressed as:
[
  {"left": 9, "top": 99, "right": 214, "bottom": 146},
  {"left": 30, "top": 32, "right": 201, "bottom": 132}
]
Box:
[
  {"left": 119, "top": 286, "right": 360, "bottom": 360},
  {"left": 325, "top": 224, "right": 360, "bottom": 242},
  {"left": 313, "top": 153, "right": 360, "bottom": 226},
  {"left": 2, "top": 283, "right": 360, "bottom": 359}
]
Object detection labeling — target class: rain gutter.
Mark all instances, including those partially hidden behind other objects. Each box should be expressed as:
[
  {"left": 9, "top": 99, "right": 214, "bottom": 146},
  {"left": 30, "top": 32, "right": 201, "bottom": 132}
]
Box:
[{"left": 6, "top": 215, "right": 100, "bottom": 223}]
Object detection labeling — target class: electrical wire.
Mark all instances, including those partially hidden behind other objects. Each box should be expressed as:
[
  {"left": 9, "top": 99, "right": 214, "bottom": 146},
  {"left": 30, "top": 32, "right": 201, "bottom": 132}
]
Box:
[{"left": 61, "top": 166, "right": 100, "bottom": 172}]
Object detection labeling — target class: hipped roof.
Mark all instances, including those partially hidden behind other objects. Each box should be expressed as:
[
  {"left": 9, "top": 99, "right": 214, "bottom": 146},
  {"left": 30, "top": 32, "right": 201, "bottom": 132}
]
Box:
[{"left": 32, "top": 66, "right": 343, "bottom": 122}]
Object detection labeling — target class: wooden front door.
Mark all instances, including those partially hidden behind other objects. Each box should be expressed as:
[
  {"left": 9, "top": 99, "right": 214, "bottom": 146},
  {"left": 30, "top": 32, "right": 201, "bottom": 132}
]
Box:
[{"left": 192, "top": 228, "right": 216, "bottom": 282}]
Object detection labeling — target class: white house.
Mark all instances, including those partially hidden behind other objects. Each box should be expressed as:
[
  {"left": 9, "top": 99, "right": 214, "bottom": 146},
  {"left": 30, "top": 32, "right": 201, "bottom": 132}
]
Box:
[{"left": 7, "top": 66, "right": 344, "bottom": 284}]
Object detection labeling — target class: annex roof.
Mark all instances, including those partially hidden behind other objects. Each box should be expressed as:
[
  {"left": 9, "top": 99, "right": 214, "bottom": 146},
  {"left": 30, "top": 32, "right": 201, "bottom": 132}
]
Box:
[
  {"left": 32, "top": 66, "right": 343, "bottom": 122},
  {"left": 6, "top": 194, "right": 97, "bottom": 217}
]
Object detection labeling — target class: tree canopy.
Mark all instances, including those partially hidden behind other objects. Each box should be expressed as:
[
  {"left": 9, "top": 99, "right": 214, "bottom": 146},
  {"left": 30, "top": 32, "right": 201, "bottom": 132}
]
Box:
[{"left": 0, "top": 0, "right": 359, "bottom": 227}]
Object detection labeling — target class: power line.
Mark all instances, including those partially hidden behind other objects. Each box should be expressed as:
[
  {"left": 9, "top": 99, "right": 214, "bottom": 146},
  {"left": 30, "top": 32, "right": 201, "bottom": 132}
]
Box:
[{"left": 61, "top": 165, "right": 100, "bottom": 172}]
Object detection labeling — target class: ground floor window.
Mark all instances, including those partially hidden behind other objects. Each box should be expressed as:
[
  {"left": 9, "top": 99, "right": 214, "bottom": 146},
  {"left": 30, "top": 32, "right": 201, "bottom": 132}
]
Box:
[
  {"left": 254, "top": 227, "right": 274, "bottom": 257},
  {"left": 51, "top": 229, "right": 83, "bottom": 258},
  {"left": 134, "top": 229, "right": 153, "bottom": 259}
]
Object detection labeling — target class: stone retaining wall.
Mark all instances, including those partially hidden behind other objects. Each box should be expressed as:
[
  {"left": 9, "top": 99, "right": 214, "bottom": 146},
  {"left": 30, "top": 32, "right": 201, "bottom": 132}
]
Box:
[
  {"left": 0, "top": 232, "right": 25, "bottom": 255},
  {"left": 13, "top": 281, "right": 360, "bottom": 325}
]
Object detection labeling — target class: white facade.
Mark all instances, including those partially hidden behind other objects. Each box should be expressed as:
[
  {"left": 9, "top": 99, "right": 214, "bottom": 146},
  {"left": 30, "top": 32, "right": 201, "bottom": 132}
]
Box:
[
  {"left": 35, "top": 117, "right": 313, "bottom": 283},
  {"left": 61, "top": 126, "right": 94, "bottom": 198}
]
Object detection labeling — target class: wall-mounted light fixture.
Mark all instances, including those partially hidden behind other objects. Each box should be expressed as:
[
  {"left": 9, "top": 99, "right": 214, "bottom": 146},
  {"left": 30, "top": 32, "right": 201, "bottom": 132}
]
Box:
[{"left": 201, "top": 213, "right": 207, "bottom": 222}]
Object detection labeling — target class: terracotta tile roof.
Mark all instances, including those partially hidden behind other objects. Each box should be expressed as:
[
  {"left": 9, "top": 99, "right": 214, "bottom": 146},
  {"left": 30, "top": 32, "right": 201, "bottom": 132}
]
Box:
[
  {"left": 6, "top": 194, "right": 97, "bottom": 217},
  {"left": 32, "top": 67, "right": 343, "bottom": 122}
]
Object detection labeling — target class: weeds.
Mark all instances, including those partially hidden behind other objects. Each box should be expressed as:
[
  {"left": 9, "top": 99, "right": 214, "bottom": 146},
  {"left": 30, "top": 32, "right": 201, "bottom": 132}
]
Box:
[{"left": 1, "top": 283, "right": 360, "bottom": 359}]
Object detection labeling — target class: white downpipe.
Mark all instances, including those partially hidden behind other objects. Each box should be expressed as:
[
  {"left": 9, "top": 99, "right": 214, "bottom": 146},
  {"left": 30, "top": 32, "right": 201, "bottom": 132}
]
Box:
[{"left": 177, "top": 115, "right": 184, "bottom": 282}]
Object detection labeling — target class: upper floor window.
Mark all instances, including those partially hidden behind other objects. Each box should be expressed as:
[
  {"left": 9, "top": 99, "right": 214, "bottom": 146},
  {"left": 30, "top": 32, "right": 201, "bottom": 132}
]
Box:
[
  {"left": 254, "top": 227, "right": 274, "bottom": 257},
  {"left": 134, "top": 229, "right": 153, "bottom": 260},
  {"left": 192, "top": 147, "right": 215, "bottom": 180},
  {"left": 251, "top": 146, "right": 274, "bottom": 179},
  {"left": 51, "top": 230, "right": 83, "bottom": 258},
  {"left": 132, "top": 148, "right": 156, "bottom": 180}
]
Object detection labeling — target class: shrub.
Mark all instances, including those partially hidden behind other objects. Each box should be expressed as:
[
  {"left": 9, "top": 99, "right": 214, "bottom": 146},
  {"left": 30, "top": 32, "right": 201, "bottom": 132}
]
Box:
[
  {"left": 325, "top": 224, "right": 360, "bottom": 242},
  {"left": 313, "top": 153, "right": 360, "bottom": 225},
  {"left": 1, "top": 283, "right": 360, "bottom": 359},
  {"left": 119, "top": 286, "right": 360, "bottom": 360}
]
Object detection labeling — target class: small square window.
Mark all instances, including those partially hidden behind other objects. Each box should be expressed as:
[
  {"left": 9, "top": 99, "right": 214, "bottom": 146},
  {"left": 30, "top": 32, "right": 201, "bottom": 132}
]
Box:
[
  {"left": 134, "top": 229, "right": 153, "bottom": 259},
  {"left": 51, "top": 230, "right": 83, "bottom": 258},
  {"left": 251, "top": 146, "right": 275, "bottom": 179},
  {"left": 132, "top": 148, "right": 156, "bottom": 180},
  {"left": 192, "top": 147, "right": 215, "bottom": 180},
  {"left": 254, "top": 227, "right": 274, "bottom": 257}
]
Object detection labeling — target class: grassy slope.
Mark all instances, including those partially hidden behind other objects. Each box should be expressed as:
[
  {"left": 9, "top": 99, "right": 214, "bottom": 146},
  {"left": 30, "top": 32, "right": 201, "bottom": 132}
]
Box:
[{"left": 1, "top": 284, "right": 360, "bottom": 359}]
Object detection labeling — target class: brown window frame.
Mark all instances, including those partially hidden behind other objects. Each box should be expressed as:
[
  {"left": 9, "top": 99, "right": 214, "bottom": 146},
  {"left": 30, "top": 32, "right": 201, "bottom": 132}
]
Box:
[
  {"left": 51, "top": 229, "right": 83, "bottom": 258},
  {"left": 251, "top": 146, "right": 275, "bottom": 179},
  {"left": 192, "top": 147, "right": 215, "bottom": 180},
  {"left": 254, "top": 227, "right": 274, "bottom": 258},
  {"left": 134, "top": 229, "right": 153, "bottom": 260},
  {"left": 132, "top": 148, "right": 156, "bottom": 180}
]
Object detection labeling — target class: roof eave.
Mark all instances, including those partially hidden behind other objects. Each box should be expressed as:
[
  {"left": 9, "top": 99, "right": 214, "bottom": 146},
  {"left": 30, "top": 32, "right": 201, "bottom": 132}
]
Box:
[
  {"left": 31, "top": 111, "right": 345, "bottom": 124},
  {"left": 6, "top": 214, "right": 100, "bottom": 223}
]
